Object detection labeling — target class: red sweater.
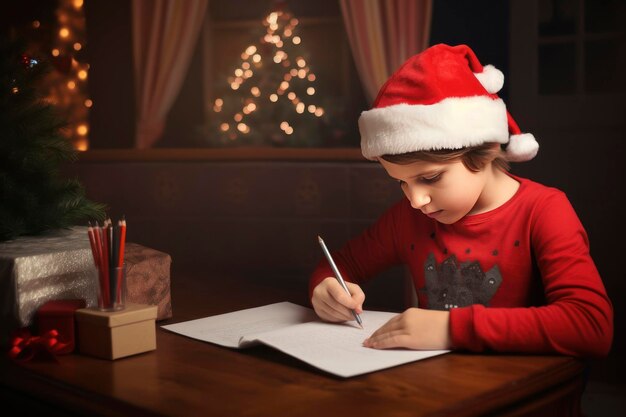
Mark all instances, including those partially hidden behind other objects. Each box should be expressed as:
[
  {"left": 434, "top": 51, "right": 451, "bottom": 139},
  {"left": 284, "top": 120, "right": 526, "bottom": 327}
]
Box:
[{"left": 310, "top": 176, "right": 613, "bottom": 357}]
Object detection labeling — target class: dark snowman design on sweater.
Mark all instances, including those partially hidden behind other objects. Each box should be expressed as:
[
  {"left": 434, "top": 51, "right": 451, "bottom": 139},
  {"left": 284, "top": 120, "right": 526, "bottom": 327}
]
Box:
[{"left": 420, "top": 253, "right": 502, "bottom": 310}]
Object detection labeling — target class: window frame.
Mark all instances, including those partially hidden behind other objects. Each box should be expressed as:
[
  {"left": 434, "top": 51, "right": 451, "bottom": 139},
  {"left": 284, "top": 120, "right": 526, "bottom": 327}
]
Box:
[{"left": 509, "top": 0, "right": 624, "bottom": 130}]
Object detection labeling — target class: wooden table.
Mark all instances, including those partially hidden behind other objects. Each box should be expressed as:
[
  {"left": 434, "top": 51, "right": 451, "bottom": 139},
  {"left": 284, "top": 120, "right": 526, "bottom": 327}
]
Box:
[{"left": 0, "top": 272, "right": 585, "bottom": 417}]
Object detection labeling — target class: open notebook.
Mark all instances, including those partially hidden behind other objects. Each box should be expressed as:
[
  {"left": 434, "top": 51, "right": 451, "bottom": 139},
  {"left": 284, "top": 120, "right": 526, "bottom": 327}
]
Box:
[{"left": 161, "top": 302, "right": 449, "bottom": 378}]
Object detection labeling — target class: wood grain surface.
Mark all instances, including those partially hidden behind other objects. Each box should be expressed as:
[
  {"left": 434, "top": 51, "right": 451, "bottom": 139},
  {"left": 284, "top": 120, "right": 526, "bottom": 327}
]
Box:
[{"left": 0, "top": 271, "right": 585, "bottom": 417}]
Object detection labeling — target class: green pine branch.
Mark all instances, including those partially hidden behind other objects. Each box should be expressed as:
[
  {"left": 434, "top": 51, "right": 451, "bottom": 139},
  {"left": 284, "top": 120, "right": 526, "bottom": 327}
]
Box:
[{"left": 0, "top": 37, "right": 106, "bottom": 242}]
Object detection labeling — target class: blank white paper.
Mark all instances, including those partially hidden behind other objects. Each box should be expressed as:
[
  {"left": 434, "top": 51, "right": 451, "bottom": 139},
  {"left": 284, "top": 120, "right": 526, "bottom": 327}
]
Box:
[
  {"left": 161, "top": 302, "right": 317, "bottom": 347},
  {"left": 161, "top": 302, "right": 449, "bottom": 377}
]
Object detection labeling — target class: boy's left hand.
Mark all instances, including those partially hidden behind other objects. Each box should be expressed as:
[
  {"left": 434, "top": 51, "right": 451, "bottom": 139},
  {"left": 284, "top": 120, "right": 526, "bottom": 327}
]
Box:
[{"left": 363, "top": 308, "right": 452, "bottom": 350}]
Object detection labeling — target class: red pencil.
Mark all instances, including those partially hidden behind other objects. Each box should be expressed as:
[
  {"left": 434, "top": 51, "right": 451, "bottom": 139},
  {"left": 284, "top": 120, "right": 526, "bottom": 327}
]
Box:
[
  {"left": 116, "top": 217, "right": 127, "bottom": 303},
  {"left": 101, "top": 219, "right": 111, "bottom": 306},
  {"left": 92, "top": 221, "right": 107, "bottom": 307},
  {"left": 87, "top": 222, "right": 99, "bottom": 268},
  {"left": 117, "top": 217, "right": 126, "bottom": 267},
  {"left": 94, "top": 229, "right": 102, "bottom": 267}
]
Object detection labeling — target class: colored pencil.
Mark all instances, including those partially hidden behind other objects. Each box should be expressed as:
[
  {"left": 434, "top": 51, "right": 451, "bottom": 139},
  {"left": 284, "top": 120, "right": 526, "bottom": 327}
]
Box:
[
  {"left": 116, "top": 217, "right": 126, "bottom": 303},
  {"left": 118, "top": 217, "right": 126, "bottom": 267},
  {"left": 87, "top": 222, "right": 99, "bottom": 267},
  {"left": 111, "top": 222, "right": 120, "bottom": 305},
  {"left": 87, "top": 217, "right": 128, "bottom": 309},
  {"left": 94, "top": 221, "right": 109, "bottom": 306},
  {"left": 102, "top": 220, "right": 111, "bottom": 306}
]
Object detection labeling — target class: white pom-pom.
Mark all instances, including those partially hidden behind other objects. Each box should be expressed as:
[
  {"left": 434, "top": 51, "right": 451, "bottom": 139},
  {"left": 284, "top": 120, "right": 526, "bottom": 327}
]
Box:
[
  {"left": 475, "top": 65, "right": 504, "bottom": 94},
  {"left": 506, "top": 133, "right": 539, "bottom": 162}
]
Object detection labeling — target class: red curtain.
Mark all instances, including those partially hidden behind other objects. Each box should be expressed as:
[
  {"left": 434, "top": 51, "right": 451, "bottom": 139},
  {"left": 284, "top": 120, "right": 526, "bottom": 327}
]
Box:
[
  {"left": 340, "top": 0, "right": 432, "bottom": 103},
  {"left": 132, "top": 0, "right": 208, "bottom": 149}
]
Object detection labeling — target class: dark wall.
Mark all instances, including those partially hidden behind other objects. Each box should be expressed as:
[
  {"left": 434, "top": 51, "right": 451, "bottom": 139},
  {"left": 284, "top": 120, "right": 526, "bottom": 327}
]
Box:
[
  {"left": 84, "top": 0, "right": 135, "bottom": 148},
  {"left": 63, "top": 160, "right": 409, "bottom": 312},
  {"left": 430, "top": 0, "right": 509, "bottom": 100},
  {"left": 1, "top": 0, "right": 57, "bottom": 38}
]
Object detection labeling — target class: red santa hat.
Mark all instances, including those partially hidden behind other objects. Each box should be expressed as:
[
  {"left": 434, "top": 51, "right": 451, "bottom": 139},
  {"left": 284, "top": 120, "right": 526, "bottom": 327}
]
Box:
[{"left": 359, "top": 44, "right": 538, "bottom": 162}]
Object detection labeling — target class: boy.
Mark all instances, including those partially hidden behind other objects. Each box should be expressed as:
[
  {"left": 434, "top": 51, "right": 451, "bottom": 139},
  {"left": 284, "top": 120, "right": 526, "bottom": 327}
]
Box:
[{"left": 309, "top": 44, "right": 613, "bottom": 356}]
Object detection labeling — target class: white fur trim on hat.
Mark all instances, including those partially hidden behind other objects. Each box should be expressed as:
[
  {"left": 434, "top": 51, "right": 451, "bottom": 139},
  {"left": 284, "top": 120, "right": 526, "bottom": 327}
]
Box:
[
  {"left": 474, "top": 65, "right": 504, "bottom": 94},
  {"left": 359, "top": 96, "right": 509, "bottom": 160},
  {"left": 505, "top": 133, "right": 539, "bottom": 162}
]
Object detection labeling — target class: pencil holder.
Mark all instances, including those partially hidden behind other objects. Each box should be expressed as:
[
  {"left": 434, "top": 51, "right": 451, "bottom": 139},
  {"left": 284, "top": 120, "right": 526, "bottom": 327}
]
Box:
[{"left": 95, "top": 264, "right": 127, "bottom": 312}]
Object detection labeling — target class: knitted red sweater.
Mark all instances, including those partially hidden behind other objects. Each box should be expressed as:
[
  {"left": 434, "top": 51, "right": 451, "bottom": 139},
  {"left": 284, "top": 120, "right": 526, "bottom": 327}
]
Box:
[{"left": 309, "top": 176, "right": 613, "bottom": 357}]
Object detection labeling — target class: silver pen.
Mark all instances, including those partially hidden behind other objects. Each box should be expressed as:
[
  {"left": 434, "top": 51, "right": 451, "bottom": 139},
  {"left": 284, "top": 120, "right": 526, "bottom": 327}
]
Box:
[{"left": 317, "top": 236, "right": 364, "bottom": 329}]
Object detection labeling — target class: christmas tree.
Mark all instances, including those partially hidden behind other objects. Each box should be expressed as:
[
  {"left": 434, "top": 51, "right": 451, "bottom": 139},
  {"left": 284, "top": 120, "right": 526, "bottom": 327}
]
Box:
[
  {"left": 0, "top": 38, "right": 105, "bottom": 242},
  {"left": 208, "top": 3, "right": 333, "bottom": 147}
]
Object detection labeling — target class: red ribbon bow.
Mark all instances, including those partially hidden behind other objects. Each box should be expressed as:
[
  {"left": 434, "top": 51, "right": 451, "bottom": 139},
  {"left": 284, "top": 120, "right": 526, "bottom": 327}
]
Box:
[{"left": 8, "top": 329, "right": 69, "bottom": 363}]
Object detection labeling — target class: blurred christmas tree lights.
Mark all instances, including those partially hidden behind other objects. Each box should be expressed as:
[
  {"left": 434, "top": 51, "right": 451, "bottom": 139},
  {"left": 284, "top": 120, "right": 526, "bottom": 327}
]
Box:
[
  {"left": 43, "top": 0, "right": 91, "bottom": 151},
  {"left": 209, "top": 3, "right": 332, "bottom": 147}
]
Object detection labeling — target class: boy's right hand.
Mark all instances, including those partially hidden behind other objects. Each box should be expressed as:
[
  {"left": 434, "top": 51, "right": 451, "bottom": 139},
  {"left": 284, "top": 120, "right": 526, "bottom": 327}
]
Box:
[{"left": 311, "top": 277, "right": 365, "bottom": 323}]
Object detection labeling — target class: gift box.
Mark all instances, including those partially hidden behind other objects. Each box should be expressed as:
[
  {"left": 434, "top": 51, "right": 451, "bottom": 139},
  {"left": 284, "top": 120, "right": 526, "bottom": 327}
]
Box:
[
  {"left": 36, "top": 299, "right": 86, "bottom": 354},
  {"left": 0, "top": 227, "right": 172, "bottom": 344},
  {"left": 76, "top": 303, "right": 157, "bottom": 360},
  {"left": 124, "top": 243, "right": 172, "bottom": 321},
  {"left": 0, "top": 227, "right": 98, "bottom": 335}
]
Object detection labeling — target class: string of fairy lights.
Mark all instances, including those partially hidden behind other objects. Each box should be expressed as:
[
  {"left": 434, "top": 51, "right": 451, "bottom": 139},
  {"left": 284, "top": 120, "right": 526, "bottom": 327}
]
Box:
[
  {"left": 33, "top": 0, "right": 91, "bottom": 150},
  {"left": 213, "top": 9, "right": 324, "bottom": 141}
]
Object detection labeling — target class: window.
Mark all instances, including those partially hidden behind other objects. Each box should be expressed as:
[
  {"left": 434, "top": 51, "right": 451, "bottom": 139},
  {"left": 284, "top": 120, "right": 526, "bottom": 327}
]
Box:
[
  {"left": 509, "top": 0, "right": 625, "bottom": 129},
  {"left": 537, "top": 0, "right": 624, "bottom": 95},
  {"left": 195, "top": 0, "right": 366, "bottom": 148}
]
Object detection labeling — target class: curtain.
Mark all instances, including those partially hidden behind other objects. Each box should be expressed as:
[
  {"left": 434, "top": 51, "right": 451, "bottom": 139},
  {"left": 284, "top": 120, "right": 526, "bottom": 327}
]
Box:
[
  {"left": 132, "top": 0, "right": 209, "bottom": 149},
  {"left": 339, "top": 0, "right": 432, "bottom": 103}
]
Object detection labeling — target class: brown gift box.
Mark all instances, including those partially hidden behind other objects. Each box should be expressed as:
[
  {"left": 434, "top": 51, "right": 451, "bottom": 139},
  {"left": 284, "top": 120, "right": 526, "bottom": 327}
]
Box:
[
  {"left": 76, "top": 303, "right": 157, "bottom": 360},
  {"left": 125, "top": 243, "right": 172, "bottom": 321}
]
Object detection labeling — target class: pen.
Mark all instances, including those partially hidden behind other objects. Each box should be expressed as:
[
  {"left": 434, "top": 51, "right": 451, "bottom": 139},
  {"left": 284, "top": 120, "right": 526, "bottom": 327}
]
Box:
[{"left": 317, "top": 236, "right": 364, "bottom": 329}]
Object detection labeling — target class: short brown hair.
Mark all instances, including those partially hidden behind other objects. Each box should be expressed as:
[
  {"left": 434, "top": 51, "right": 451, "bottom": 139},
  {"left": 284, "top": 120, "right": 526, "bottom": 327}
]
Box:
[{"left": 380, "top": 143, "right": 509, "bottom": 172}]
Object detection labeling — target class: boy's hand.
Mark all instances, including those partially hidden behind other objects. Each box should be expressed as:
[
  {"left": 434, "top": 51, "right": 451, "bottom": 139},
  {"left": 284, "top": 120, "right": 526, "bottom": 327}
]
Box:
[
  {"left": 363, "top": 308, "right": 451, "bottom": 350},
  {"left": 311, "top": 277, "right": 365, "bottom": 323}
]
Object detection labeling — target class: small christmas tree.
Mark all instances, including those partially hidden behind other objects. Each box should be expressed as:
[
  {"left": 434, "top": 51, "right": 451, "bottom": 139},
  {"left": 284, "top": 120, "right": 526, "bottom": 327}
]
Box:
[
  {"left": 0, "top": 38, "right": 105, "bottom": 242},
  {"left": 208, "top": 3, "right": 332, "bottom": 147}
]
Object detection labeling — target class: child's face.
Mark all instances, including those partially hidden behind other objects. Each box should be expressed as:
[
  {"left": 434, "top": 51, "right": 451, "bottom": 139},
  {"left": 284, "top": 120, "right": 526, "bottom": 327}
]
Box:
[{"left": 378, "top": 157, "right": 490, "bottom": 224}]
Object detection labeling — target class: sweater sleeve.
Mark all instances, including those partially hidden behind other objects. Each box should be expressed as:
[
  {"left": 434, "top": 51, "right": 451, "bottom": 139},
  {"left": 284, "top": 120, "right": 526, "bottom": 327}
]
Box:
[
  {"left": 308, "top": 200, "right": 406, "bottom": 302},
  {"left": 450, "top": 191, "right": 613, "bottom": 357}
]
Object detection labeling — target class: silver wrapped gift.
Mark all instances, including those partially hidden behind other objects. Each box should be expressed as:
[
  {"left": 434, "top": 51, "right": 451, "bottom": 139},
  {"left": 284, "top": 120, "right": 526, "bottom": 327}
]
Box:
[{"left": 0, "top": 227, "right": 97, "bottom": 334}]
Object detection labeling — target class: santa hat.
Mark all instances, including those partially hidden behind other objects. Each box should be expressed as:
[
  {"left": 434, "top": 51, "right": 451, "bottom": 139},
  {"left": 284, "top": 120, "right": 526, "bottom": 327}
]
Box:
[{"left": 359, "top": 44, "right": 538, "bottom": 162}]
